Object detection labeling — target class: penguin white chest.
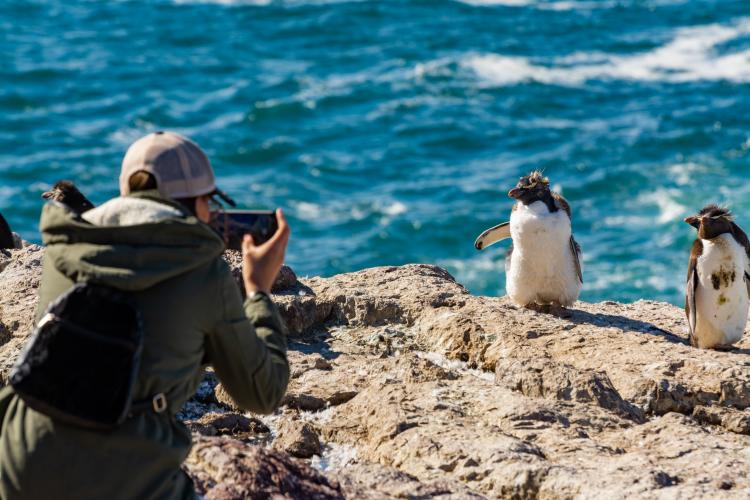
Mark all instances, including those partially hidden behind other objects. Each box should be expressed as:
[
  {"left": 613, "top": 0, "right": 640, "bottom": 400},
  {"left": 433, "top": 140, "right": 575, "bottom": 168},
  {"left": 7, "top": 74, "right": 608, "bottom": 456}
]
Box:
[
  {"left": 506, "top": 201, "right": 581, "bottom": 307},
  {"left": 694, "top": 234, "right": 749, "bottom": 348}
]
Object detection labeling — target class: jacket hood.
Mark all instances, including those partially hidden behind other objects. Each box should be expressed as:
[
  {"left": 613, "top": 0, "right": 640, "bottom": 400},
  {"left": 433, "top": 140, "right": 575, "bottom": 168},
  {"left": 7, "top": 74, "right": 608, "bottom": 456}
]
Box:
[{"left": 40, "top": 190, "right": 225, "bottom": 291}]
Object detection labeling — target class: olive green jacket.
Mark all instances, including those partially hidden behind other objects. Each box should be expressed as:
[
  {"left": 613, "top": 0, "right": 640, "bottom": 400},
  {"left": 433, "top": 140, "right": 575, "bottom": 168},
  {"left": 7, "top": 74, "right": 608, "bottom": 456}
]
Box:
[{"left": 0, "top": 191, "right": 289, "bottom": 500}]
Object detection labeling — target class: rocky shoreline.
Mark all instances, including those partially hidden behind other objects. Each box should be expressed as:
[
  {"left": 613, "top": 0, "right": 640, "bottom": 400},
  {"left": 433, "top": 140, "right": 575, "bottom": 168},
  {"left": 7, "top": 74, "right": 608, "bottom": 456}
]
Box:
[{"left": 2, "top": 244, "right": 750, "bottom": 498}]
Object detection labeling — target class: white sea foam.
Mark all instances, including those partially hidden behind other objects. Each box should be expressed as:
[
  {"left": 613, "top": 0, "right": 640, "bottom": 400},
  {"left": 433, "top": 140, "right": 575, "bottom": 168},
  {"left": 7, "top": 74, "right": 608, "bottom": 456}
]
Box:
[
  {"left": 589, "top": 270, "right": 675, "bottom": 295},
  {"left": 636, "top": 188, "right": 688, "bottom": 225},
  {"left": 602, "top": 188, "right": 687, "bottom": 227},
  {"left": 464, "top": 19, "right": 750, "bottom": 86},
  {"left": 173, "top": 0, "right": 680, "bottom": 8},
  {"left": 173, "top": 0, "right": 272, "bottom": 4},
  {"left": 440, "top": 253, "right": 503, "bottom": 290},
  {"left": 382, "top": 201, "right": 407, "bottom": 216},
  {"left": 601, "top": 214, "right": 653, "bottom": 228},
  {"left": 457, "top": 0, "right": 614, "bottom": 10},
  {"left": 668, "top": 162, "right": 710, "bottom": 186},
  {"left": 454, "top": 0, "right": 685, "bottom": 11},
  {"left": 293, "top": 201, "right": 324, "bottom": 220},
  {"left": 252, "top": 61, "right": 413, "bottom": 114},
  {"left": 290, "top": 198, "right": 408, "bottom": 226}
]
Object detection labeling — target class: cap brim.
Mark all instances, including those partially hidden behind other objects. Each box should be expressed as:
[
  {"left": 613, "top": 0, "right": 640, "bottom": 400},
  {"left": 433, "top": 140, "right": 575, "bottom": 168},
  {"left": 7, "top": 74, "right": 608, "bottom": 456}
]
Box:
[{"left": 211, "top": 188, "right": 237, "bottom": 208}]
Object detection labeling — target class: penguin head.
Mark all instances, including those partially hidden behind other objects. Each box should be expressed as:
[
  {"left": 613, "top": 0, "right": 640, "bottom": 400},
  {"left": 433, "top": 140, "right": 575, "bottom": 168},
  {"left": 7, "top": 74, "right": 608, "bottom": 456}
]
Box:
[
  {"left": 42, "top": 180, "right": 95, "bottom": 214},
  {"left": 508, "top": 171, "right": 552, "bottom": 206},
  {"left": 684, "top": 205, "right": 733, "bottom": 240},
  {"left": 43, "top": 180, "right": 73, "bottom": 201}
]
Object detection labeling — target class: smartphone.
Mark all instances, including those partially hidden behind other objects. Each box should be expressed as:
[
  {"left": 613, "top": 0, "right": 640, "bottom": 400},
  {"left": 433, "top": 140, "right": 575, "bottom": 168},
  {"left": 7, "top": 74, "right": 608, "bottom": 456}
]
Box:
[{"left": 209, "top": 210, "right": 278, "bottom": 250}]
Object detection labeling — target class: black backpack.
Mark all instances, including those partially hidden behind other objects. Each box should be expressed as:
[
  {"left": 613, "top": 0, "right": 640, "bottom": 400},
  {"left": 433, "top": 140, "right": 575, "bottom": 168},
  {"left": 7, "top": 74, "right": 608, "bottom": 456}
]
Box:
[{"left": 10, "top": 283, "right": 144, "bottom": 430}]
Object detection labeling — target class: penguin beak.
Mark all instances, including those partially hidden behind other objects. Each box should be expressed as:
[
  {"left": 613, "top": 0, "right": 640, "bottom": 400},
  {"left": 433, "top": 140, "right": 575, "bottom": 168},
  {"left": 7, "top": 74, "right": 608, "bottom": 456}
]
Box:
[
  {"left": 42, "top": 190, "right": 54, "bottom": 200},
  {"left": 508, "top": 187, "right": 522, "bottom": 199},
  {"left": 684, "top": 216, "right": 700, "bottom": 228}
]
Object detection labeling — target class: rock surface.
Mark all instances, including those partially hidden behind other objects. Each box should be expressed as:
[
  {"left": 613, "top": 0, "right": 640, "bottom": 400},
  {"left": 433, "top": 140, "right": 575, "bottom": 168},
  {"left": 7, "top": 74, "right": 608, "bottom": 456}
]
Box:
[
  {"left": 184, "top": 435, "right": 343, "bottom": 499},
  {"left": 2, "top": 245, "right": 750, "bottom": 498},
  {"left": 186, "top": 412, "right": 271, "bottom": 441},
  {"left": 273, "top": 419, "right": 322, "bottom": 459},
  {"left": 223, "top": 250, "right": 298, "bottom": 297},
  {"left": 0, "top": 244, "right": 44, "bottom": 384}
]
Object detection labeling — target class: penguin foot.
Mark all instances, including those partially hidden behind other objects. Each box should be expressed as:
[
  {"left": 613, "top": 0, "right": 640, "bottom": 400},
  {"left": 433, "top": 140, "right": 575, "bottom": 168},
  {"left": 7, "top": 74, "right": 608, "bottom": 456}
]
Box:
[
  {"left": 524, "top": 303, "right": 573, "bottom": 319},
  {"left": 547, "top": 303, "right": 573, "bottom": 319},
  {"left": 524, "top": 303, "right": 547, "bottom": 313}
]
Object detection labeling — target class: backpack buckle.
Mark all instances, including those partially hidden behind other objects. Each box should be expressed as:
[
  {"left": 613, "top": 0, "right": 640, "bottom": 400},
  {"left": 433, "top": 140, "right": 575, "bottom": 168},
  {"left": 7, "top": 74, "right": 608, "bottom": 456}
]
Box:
[{"left": 152, "top": 393, "right": 167, "bottom": 413}]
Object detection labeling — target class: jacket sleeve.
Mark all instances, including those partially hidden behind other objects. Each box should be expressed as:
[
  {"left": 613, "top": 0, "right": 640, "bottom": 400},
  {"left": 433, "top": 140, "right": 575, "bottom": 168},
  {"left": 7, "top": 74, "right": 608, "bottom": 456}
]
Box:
[{"left": 205, "top": 264, "right": 289, "bottom": 414}]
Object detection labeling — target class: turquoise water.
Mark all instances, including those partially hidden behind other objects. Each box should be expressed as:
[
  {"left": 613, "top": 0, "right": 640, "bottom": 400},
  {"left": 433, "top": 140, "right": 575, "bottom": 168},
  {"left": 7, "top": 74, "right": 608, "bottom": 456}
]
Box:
[{"left": 1, "top": 0, "right": 749, "bottom": 305}]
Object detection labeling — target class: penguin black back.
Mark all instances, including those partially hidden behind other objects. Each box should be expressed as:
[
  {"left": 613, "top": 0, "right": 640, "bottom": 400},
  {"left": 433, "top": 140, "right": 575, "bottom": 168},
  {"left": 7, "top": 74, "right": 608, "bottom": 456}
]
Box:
[
  {"left": 0, "top": 212, "right": 14, "bottom": 249},
  {"left": 42, "top": 181, "right": 95, "bottom": 215}
]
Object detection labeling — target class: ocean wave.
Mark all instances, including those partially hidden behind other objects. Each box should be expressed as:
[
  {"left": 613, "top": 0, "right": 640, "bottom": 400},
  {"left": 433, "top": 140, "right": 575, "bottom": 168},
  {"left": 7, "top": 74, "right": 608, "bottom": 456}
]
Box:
[
  {"left": 455, "top": 0, "right": 615, "bottom": 10},
  {"left": 290, "top": 199, "right": 408, "bottom": 225},
  {"left": 249, "top": 62, "right": 414, "bottom": 117},
  {"left": 464, "top": 19, "right": 750, "bottom": 85},
  {"left": 584, "top": 267, "right": 672, "bottom": 294},
  {"left": 600, "top": 187, "right": 688, "bottom": 228},
  {"left": 440, "top": 253, "right": 505, "bottom": 295},
  {"left": 172, "top": 0, "right": 271, "bottom": 4},
  {"left": 636, "top": 188, "right": 688, "bottom": 225},
  {"left": 173, "top": 0, "right": 684, "bottom": 9},
  {"left": 668, "top": 162, "right": 711, "bottom": 187},
  {"left": 454, "top": 0, "right": 686, "bottom": 11},
  {"left": 171, "top": 0, "right": 366, "bottom": 6}
]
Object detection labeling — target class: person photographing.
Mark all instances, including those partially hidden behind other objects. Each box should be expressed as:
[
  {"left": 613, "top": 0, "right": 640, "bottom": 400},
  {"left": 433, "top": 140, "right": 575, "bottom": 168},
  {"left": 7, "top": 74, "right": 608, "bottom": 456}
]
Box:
[{"left": 0, "top": 131, "right": 290, "bottom": 499}]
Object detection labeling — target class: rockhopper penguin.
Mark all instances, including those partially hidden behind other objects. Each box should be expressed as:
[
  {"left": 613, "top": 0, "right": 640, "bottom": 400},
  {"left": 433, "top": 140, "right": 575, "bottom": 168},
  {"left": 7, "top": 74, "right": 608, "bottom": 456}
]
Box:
[
  {"left": 685, "top": 205, "right": 750, "bottom": 349},
  {"left": 475, "top": 171, "right": 582, "bottom": 309},
  {"left": 42, "top": 180, "right": 95, "bottom": 215}
]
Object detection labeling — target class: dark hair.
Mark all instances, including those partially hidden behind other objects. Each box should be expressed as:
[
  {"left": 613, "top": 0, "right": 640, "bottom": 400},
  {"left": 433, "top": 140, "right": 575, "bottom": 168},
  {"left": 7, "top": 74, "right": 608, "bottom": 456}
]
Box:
[
  {"left": 127, "top": 171, "right": 158, "bottom": 191},
  {"left": 128, "top": 171, "right": 197, "bottom": 216}
]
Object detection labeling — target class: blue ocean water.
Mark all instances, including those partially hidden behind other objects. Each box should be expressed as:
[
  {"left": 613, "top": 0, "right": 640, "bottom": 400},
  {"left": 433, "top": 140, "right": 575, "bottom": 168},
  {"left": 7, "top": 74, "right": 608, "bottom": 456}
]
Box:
[{"left": 1, "top": 0, "right": 749, "bottom": 305}]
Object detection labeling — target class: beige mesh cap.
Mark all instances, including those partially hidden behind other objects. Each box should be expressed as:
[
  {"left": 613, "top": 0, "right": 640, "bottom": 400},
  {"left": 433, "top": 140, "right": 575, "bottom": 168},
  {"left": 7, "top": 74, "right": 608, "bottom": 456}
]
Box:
[{"left": 119, "top": 131, "right": 235, "bottom": 206}]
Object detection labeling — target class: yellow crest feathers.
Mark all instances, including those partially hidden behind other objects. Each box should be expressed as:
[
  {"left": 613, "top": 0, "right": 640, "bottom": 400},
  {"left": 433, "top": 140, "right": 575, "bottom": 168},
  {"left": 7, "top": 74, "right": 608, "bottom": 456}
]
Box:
[{"left": 522, "top": 170, "right": 550, "bottom": 188}]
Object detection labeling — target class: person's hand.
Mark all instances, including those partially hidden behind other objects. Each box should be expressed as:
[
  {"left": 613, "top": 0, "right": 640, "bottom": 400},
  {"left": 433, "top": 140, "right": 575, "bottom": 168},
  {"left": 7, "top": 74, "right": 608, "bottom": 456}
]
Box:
[{"left": 242, "top": 209, "right": 290, "bottom": 295}]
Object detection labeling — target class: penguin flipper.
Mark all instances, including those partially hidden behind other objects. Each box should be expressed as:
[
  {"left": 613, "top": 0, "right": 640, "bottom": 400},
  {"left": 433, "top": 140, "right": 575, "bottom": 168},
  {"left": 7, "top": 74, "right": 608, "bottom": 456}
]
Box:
[
  {"left": 0, "top": 213, "right": 13, "bottom": 249},
  {"left": 553, "top": 192, "right": 572, "bottom": 219},
  {"left": 686, "top": 239, "right": 702, "bottom": 347},
  {"left": 730, "top": 222, "right": 750, "bottom": 263},
  {"left": 686, "top": 269, "right": 697, "bottom": 347},
  {"left": 505, "top": 241, "right": 514, "bottom": 275},
  {"left": 570, "top": 236, "right": 582, "bottom": 284},
  {"left": 729, "top": 222, "right": 750, "bottom": 283},
  {"left": 475, "top": 222, "right": 511, "bottom": 250}
]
